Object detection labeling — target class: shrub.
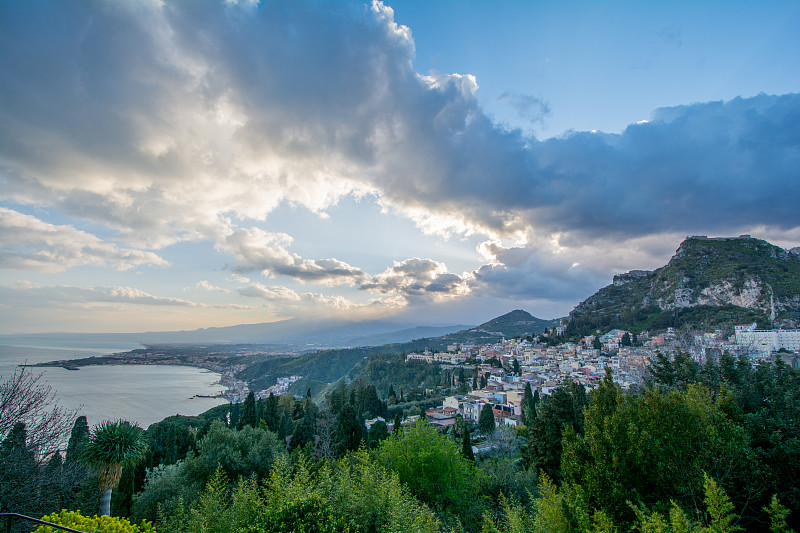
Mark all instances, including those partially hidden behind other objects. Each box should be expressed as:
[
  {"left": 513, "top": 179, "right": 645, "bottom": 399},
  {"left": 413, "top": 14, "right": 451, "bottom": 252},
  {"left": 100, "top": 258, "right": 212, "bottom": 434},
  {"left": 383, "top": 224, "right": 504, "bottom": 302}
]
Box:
[{"left": 35, "top": 509, "right": 155, "bottom": 533}]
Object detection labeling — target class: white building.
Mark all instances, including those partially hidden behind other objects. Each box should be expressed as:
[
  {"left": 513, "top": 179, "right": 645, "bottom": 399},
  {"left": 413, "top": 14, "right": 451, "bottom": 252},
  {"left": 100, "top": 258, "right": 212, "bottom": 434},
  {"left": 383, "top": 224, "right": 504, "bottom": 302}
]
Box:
[{"left": 734, "top": 323, "right": 800, "bottom": 355}]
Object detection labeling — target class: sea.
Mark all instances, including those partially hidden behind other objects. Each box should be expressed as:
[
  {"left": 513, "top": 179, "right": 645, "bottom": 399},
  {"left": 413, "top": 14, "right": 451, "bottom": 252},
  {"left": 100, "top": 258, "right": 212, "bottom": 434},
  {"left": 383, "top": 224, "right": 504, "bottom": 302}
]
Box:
[{"left": 0, "top": 340, "right": 227, "bottom": 431}]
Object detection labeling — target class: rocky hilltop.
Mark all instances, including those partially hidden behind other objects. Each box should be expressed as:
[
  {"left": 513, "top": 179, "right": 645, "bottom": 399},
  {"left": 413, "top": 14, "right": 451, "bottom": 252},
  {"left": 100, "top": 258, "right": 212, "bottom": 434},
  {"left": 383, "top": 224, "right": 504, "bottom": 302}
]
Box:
[{"left": 566, "top": 235, "right": 800, "bottom": 335}]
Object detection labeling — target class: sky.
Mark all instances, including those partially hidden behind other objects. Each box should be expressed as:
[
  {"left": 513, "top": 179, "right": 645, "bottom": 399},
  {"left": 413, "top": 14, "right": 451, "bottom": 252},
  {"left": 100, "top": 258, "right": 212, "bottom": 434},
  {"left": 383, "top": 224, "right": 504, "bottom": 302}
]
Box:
[{"left": 1, "top": 0, "right": 799, "bottom": 334}]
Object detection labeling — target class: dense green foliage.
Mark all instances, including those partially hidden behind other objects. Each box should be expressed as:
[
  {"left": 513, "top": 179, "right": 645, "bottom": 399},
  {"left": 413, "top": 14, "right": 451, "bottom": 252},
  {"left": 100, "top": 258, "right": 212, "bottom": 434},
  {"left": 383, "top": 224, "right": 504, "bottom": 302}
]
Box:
[
  {"left": 376, "top": 419, "right": 482, "bottom": 528},
  {"left": 5, "top": 335, "right": 800, "bottom": 533},
  {"left": 522, "top": 381, "right": 587, "bottom": 481}
]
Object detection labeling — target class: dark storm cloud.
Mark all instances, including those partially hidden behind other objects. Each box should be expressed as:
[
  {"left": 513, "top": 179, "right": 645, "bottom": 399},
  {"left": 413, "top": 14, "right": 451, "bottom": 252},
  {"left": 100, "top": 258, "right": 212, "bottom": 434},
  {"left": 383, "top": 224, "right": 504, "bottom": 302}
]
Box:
[{"left": 521, "top": 94, "right": 800, "bottom": 240}]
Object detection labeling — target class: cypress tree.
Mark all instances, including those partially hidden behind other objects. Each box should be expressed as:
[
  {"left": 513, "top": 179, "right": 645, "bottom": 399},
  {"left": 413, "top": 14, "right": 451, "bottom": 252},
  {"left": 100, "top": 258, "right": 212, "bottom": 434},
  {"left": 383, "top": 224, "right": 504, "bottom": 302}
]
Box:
[
  {"left": 290, "top": 396, "right": 317, "bottom": 450},
  {"left": 462, "top": 427, "right": 475, "bottom": 462},
  {"left": 363, "top": 385, "right": 382, "bottom": 419},
  {"left": 66, "top": 415, "right": 90, "bottom": 464},
  {"left": 329, "top": 381, "right": 348, "bottom": 415},
  {"left": 393, "top": 412, "right": 403, "bottom": 434},
  {"left": 521, "top": 383, "right": 536, "bottom": 427},
  {"left": 387, "top": 384, "right": 396, "bottom": 400},
  {"left": 621, "top": 332, "right": 631, "bottom": 346},
  {"left": 335, "top": 402, "right": 363, "bottom": 455},
  {"left": 513, "top": 358, "right": 521, "bottom": 375},
  {"left": 238, "top": 391, "right": 257, "bottom": 430},
  {"left": 479, "top": 403, "right": 496, "bottom": 435},
  {"left": 262, "top": 393, "right": 279, "bottom": 431},
  {"left": 229, "top": 402, "right": 241, "bottom": 428}
]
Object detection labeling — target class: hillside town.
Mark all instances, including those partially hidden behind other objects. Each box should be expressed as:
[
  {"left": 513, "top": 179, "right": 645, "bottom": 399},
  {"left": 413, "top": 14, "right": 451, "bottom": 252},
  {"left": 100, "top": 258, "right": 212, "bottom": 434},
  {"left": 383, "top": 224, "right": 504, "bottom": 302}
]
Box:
[{"left": 398, "top": 324, "right": 800, "bottom": 431}]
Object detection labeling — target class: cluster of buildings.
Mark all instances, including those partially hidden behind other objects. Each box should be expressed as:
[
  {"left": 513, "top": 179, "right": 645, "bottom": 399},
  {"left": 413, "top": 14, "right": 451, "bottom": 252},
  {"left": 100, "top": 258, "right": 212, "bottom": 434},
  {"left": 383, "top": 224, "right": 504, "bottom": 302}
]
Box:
[
  {"left": 404, "top": 335, "right": 648, "bottom": 429},
  {"left": 409, "top": 322, "right": 800, "bottom": 429}
]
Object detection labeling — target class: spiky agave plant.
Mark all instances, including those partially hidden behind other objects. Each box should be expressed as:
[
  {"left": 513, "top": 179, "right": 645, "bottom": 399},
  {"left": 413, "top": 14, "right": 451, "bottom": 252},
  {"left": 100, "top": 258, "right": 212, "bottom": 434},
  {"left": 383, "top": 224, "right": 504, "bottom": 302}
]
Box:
[{"left": 82, "top": 420, "right": 147, "bottom": 516}]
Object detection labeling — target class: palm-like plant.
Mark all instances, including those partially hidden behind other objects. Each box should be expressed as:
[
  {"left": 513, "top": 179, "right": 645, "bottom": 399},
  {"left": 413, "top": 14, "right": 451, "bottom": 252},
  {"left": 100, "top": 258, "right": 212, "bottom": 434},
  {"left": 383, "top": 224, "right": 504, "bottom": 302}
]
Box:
[{"left": 81, "top": 420, "right": 148, "bottom": 516}]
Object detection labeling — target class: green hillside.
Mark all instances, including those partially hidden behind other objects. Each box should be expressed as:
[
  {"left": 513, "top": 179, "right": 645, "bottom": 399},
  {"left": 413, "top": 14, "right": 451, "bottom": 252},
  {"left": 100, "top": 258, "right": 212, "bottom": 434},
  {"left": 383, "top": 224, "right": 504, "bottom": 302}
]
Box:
[{"left": 238, "top": 310, "right": 557, "bottom": 392}]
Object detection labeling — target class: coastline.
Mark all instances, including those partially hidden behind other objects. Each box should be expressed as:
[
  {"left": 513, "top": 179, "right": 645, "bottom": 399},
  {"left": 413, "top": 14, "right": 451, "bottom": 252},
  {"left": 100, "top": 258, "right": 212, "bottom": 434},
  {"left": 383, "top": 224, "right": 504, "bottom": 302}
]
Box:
[{"left": 24, "top": 348, "right": 242, "bottom": 402}]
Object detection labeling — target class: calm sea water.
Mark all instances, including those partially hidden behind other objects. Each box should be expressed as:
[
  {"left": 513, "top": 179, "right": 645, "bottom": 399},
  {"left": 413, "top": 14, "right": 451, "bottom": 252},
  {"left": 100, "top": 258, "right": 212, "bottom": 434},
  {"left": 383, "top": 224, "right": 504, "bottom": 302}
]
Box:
[{"left": 0, "top": 343, "right": 227, "bottom": 430}]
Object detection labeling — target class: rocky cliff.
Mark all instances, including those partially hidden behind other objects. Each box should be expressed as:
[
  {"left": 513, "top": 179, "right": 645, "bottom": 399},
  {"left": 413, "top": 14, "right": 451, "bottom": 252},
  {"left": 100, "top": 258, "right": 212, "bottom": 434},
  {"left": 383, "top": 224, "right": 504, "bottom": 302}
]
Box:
[{"left": 566, "top": 236, "right": 800, "bottom": 335}]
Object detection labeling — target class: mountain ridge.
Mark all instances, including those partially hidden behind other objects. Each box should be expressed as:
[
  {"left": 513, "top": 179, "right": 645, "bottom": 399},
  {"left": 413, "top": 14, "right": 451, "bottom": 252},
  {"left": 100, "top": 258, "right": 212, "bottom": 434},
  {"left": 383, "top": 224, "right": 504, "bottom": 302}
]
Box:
[{"left": 566, "top": 235, "right": 800, "bottom": 335}]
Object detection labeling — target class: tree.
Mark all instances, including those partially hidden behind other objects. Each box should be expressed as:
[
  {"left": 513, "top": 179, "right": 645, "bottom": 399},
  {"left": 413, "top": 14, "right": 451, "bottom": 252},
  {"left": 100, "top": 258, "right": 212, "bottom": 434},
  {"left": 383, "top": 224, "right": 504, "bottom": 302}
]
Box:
[
  {"left": 81, "top": 420, "right": 148, "bottom": 516},
  {"left": 462, "top": 427, "right": 474, "bottom": 462},
  {"left": 335, "top": 403, "right": 363, "bottom": 455},
  {"left": 621, "top": 332, "right": 631, "bottom": 346},
  {"left": 524, "top": 381, "right": 587, "bottom": 481},
  {"left": 66, "top": 416, "right": 90, "bottom": 465},
  {"left": 479, "top": 403, "right": 496, "bottom": 436},
  {"left": 521, "top": 383, "right": 536, "bottom": 427},
  {"left": 238, "top": 391, "right": 257, "bottom": 430},
  {"left": 366, "top": 419, "right": 388, "bottom": 449},
  {"left": 1, "top": 421, "right": 38, "bottom": 515},
  {"left": 261, "top": 393, "right": 279, "bottom": 431},
  {"left": 362, "top": 385, "right": 382, "bottom": 419},
  {"left": 561, "top": 379, "right": 757, "bottom": 528},
  {"left": 376, "top": 419, "right": 480, "bottom": 526},
  {"left": 592, "top": 337, "right": 602, "bottom": 350},
  {"left": 513, "top": 358, "right": 521, "bottom": 375},
  {"left": 0, "top": 367, "right": 76, "bottom": 456},
  {"left": 290, "top": 395, "right": 317, "bottom": 450}
]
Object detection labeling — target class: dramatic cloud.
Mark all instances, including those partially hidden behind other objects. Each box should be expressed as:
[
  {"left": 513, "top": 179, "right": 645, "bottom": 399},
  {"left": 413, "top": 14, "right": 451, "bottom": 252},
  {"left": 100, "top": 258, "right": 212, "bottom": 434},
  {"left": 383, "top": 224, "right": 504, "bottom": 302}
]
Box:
[
  {"left": 360, "top": 258, "right": 470, "bottom": 299},
  {"left": 223, "top": 228, "right": 365, "bottom": 284},
  {"left": 3, "top": 1, "right": 797, "bottom": 247},
  {"left": 0, "top": 208, "right": 167, "bottom": 272},
  {"left": 0, "top": 0, "right": 798, "bottom": 329}
]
